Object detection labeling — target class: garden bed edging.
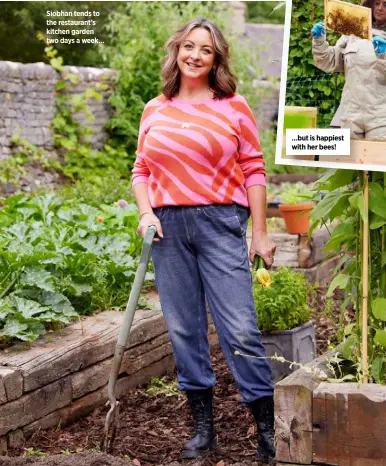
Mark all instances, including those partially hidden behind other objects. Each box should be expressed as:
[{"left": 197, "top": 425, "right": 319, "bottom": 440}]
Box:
[
  {"left": 0, "top": 302, "right": 218, "bottom": 454},
  {"left": 275, "top": 352, "right": 386, "bottom": 465}
]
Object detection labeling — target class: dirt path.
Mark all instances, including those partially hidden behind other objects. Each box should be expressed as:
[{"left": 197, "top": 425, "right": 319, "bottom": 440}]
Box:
[
  {"left": 0, "top": 454, "right": 261, "bottom": 466},
  {"left": 0, "top": 453, "right": 134, "bottom": 466}
]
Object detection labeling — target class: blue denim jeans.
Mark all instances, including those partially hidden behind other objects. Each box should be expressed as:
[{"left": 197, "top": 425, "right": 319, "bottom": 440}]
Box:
[{"left": 151, "top": 204, "right": 274, "bottom": 403}]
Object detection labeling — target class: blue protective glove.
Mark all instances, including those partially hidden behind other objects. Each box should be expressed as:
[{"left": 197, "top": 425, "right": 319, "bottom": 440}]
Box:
[
  {"left": 372, "top": 36, "right": 386, "bottom": 54},
  {"left": 311, "top": 22, "right": 325, "bottom": 39}
]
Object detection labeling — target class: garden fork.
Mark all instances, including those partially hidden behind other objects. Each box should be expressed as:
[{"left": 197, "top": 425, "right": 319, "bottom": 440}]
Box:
[{"left": 101, "top": 225, "right": 158, "bottom": 452}]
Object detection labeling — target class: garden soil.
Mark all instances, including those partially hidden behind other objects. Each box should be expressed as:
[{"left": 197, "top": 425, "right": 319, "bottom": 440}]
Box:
[{"left": 3, "top": 287, "right": 347, "bottom": 466}]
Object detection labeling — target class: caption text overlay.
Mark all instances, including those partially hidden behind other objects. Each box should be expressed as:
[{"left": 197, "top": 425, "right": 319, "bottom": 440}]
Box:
[
  {"left": 46, "top": 10, "right": 103, "bottom": 45},
  {"left": 286, "top": 129, "right": 351, "bottom": 156}
]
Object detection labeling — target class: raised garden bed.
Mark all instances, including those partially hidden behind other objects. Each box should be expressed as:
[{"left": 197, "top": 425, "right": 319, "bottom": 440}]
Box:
[
  {"left": 275, "top": 352, "right": 386, "bottom": 465},
  {"left": 1, "top": 283, "right": 345, "bottom": 465},
  {"left": 0, "top": 293, "right": 218, "bottom": 455}
]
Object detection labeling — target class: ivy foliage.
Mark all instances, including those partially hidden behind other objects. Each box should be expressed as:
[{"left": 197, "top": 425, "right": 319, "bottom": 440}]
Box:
[{"left": 286, "top": 0, "right": 348, "bottom": 128}]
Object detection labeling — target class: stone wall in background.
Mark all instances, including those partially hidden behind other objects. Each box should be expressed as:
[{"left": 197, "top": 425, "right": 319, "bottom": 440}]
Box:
[
  {"left": 254, "top": 81, "right": 280, "bottom": 132},
  {"left": 0, "top": 61, "right": 115, "bottom": 160},
  {"left": 0, "top": 8, "right": 282, "bottom": 194}
]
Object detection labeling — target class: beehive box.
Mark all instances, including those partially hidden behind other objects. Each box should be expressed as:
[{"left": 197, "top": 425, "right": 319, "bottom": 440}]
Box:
[{"left": 324, "top": 0, "right": 372, "bottom": 39}]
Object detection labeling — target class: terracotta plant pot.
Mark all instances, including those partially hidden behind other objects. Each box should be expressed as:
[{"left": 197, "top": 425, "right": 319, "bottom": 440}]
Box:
[{"left": 278, "top": 202, "right": 315, "bottom": 234}]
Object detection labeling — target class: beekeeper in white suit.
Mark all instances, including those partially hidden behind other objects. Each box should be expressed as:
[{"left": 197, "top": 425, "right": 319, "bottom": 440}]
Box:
[{"left": 311, "top": 0, "right": 386, "bottom": 140}]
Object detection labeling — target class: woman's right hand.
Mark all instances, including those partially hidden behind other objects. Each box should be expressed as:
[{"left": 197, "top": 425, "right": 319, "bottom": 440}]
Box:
[
  {"left": 137, "top": 212, "right": 164, "bottom": 242},
  {"left": 311, "top": 22, "right": 325, "bottom": 39}
]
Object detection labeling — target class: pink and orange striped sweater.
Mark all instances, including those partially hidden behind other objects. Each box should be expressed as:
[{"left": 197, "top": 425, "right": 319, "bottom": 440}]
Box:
[{"left": 131, "top": 93, "right": 265, "bottom": 208}]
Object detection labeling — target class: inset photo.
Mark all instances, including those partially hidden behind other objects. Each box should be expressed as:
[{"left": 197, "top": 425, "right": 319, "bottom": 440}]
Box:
[{"left": 277, "top": 0, "right": 386, "bottom": 171}]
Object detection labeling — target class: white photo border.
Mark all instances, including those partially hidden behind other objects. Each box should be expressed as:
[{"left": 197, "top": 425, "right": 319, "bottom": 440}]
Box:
[{"left": 274, "top": 0, "right": 386, "bottom": 173}]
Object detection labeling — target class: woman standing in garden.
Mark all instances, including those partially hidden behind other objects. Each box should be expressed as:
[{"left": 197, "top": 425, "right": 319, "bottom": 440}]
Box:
[
  {"left": 131, "top": 17, "right": 276, "bottom": 465},
  {"left": 311, "top": 0, "right": 386, "bottom": 139}
]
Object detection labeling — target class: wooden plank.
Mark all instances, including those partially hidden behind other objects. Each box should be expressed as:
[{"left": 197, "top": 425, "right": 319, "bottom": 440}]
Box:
[
  {"left": 71, "top": 339, "right": 173, "bottom": 400},
  {"left": 0, "top": 436, "right": 7, "bottom": 455},
  {"left": 0, "top": 309, "right": 167, "bottom": 393},
  {"left": 115, "top": 354, "right": 175, "bottom": 398},
  {"left": 23, "top": 353, "right": 176, "bottom": 438},
  {"left": 72, "top": 322, "right": 215, "bottom": 401},
  {"left": 338, "top": 460, "right": 386, "bottom": 466},
  {"left": 319, "top": 139, "right": 386, "bottom": 166},
  {"left": 0, "top": 376, "right": 72, "bottom": 436},
  {"left": 275, "top": 354, "right": 330, "bottom": 464},
  {"left": 277, "top": 464, "right": 311, "bottom": 466},
  {"left": 313, "top": 383, "right": 386, "bottom": 465},
  {"left": 0, "top": 381, "right": 6, "bottom": 405},
  {"left": 7, "top": 429, "right": 24, "bottom": 449},
  {"left": 0, "top": 367, "right": 22, "bottom": 404},
  {"left": 23, "top": 387, "right": 106, "bottom": 438},
  {"left": 267, "top": 174, "right": 320, "bottom": 185}
]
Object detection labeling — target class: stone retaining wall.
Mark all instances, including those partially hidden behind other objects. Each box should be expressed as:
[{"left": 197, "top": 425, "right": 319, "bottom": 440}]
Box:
[{"left": 0, "top": 61, "right": 115, "bottom": 160}]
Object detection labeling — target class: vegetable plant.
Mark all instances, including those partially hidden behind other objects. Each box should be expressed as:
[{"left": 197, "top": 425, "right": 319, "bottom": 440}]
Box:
[
  {"left": 309, "top": 169, "right": 386, "bottom": 384},
  {"left": 252, "top": 267, "right": 314, "bottom": 332},
  {"left": 279, "top": 182, "right": 314, "bottom": 205},
  {"left": 0, "top": 192, "right": 143, "bottom": 344}
]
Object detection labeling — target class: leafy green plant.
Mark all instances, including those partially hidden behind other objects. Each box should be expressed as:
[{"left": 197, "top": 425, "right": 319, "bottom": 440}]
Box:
[
  {"left": 144, "top": 376, "right": 182, "bottom": 398},
  {"left": 309, "top": 169, "right": 386, "bottom": 384},
  {"left": 0, "top": 192, "right": 143, "bottom": 344},
  {"left": 287, "top": 0, "right": 345, "bottom": 128},
  {"left": 0, "top": 134, "right": 54, "bottom": 186},
  {"left": 22, "top": 448, "right": 47, "bottom": 457},
  {"left": 56, "top": 175, "right": 135, "bottom": 208},
  {"left": 6, "top": 44, "right": 132, "bottom": 191},
  {"left": 43, "top": 44, "right": 132, "bottom": 182},
  {"left": 252, "top": 267, "right": 314, "bottom": 332},
  {"left": 279, "top": 182, "right": 314, "bottom": 205}
]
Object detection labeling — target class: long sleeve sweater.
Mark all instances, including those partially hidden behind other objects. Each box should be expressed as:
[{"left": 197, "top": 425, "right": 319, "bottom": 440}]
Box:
[{"left": 131, "top": 93, "right": 265, "bottom": 208}]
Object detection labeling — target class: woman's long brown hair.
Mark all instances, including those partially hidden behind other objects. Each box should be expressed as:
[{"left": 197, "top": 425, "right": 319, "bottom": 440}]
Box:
[{"left": 161, "top": 17, "right": 237, "bottom": 100}]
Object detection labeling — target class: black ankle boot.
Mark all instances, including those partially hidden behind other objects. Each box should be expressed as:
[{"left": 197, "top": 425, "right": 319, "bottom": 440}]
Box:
[
  {"left": 181, "top": 387, "right": 217, "bottom": 459},
  {"left": 250, "top": 395, "right": 276, "bottom": 465}
]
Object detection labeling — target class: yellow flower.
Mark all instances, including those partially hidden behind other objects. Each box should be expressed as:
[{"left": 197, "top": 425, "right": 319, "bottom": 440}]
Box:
[
  {"left": 96, "top": 216, "right": 104, "bottom": 223},
  {"left": 254, "top": 268, "right": 272, "bottom": 288}
]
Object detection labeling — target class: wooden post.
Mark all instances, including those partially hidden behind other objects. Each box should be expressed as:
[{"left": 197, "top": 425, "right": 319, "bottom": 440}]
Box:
[{"left": 362, "top": 171, "right": 369, "bottom": 383}]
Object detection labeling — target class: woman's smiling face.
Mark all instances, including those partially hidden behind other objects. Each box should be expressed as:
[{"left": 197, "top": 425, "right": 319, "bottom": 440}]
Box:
[
  {"left": 177, "top": 27, "right": 215, "bottom": 82},
  {"left": 373, "top": 0, "right": 386, "bottom": 26}
]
